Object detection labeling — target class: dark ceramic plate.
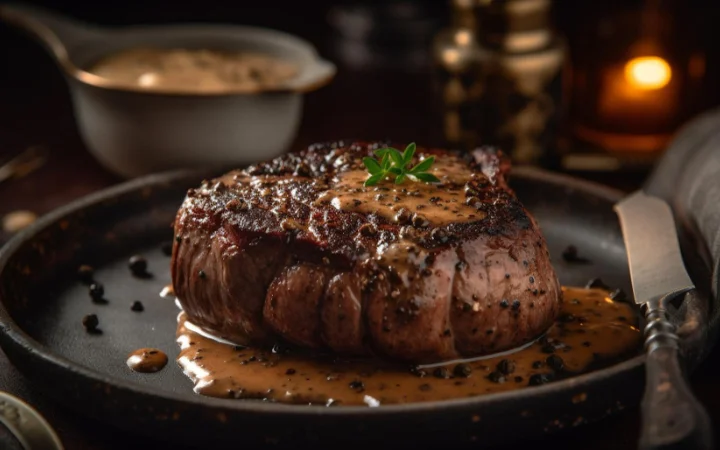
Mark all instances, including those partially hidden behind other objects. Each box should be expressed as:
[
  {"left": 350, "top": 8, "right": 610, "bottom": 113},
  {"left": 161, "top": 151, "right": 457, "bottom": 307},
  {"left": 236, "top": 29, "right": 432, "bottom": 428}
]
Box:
[{"left": 0, "top": 168, "right": 710, "bottom": 449}]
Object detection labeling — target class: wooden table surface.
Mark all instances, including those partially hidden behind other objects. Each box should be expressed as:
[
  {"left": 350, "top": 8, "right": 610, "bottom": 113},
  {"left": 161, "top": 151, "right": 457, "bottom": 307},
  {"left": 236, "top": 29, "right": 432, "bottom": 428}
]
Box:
[{"left": 1, "top": 4, "right": 719, "bottom": 449}]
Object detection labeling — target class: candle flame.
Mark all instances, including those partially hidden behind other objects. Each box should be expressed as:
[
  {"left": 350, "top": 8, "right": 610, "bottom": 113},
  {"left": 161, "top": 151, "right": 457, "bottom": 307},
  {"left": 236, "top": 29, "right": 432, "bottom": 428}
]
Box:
[
  {"left": 454, "top": 30, "right": 472, "bottom": 46},
  {"left": 624, "top": 56, "right": 672, "bottom": 90}
]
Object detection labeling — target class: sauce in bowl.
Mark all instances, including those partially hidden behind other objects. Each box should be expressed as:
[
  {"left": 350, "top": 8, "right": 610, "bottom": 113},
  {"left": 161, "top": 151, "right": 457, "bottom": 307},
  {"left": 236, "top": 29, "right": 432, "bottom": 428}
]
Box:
[{"left": 88, "top": 48, "right": 298, "bottom": 94}]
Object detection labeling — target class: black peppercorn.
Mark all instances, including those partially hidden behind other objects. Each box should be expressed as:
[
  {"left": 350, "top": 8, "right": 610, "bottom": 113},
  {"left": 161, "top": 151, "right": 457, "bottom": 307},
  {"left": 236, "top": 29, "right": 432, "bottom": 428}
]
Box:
[
  {"left": 465, "top": 186, "right": 479, "bottom": 197},
  {"left": 529, "top": 373, "right": 552, "bottom": 386},
  {"left": 198, "top": 270, "right": 206, "bottom": 279},
  {"left": 532, "top": 361, "right": 543, "bottom": 369},
  {"left": 89, "top": 283, "right": 104, "bottom": 302},
  {"left": 562, "top": 244, "right": 578, "bottom": 261},
  {"left": 433, "top": 367, "right": 450, "bottom": 379},
  {"left": 499, "top": 299, "right": 509, "bottom": 308},
  {"left": 412, "top": 214, "right": 430, "bottom": 228},
  {"left": 546, "top": 355, "right": 565, "bottom": 371},
  {"left": 541, "top": 343, "right": 556, "bottom": 354},
  {"left": 131, "top": 300, "right": 144, "bottom": 312},
  {"left": 431, "top": 228, "right": 448, "bottom": 242},
  {"left": 511, "top": 300, "right": 521, "bottom": 310},
  {"left": 394, "top": 208, "right": 412, "bottom": 224},
  {"left": 410, "top": 367, "right": 427, "bottom": 378},
  {"left": 349, "top": 380, "right": 365, "bottom": 391},
  {"left": 358, "top": 223, "right": 378, "bottom": 237},
  {"left": 128, "top": 255, "right": 148, "bottom": 276},
  {"left": 487, "top": 371, "right": 505, "bottom": 383},
  {"left": 453, "top": 363, "right": 473, "bottom": 378},
  {"left": 77, "top": 265, "right": 94, "bottom": 284},
  {"left": 497, "top": 359, "right": 516, "bottom": 375},
  {"left": 82, "top": 314, "right": 99, "bottom": 332}
]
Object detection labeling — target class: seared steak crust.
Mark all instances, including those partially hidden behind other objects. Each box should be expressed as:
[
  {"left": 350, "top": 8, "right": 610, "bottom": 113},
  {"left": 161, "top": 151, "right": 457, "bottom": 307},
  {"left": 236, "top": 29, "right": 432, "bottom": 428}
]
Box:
[{"left": 171, "top": 141, "right": 561, "bottom": 363}]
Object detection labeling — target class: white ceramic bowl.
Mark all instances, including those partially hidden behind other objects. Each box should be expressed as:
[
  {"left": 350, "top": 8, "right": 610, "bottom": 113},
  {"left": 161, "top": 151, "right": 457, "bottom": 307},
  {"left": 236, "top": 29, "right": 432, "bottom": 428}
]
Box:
[{"left": 0, "top": 4, "right": 336, "bottom": 178}]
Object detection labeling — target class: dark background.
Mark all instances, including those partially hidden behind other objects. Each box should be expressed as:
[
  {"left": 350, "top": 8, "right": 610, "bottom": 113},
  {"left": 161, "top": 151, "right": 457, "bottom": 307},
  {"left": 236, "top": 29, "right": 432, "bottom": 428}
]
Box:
[{"left": 2, "top": 0, "right": 720, "bottom": 163}]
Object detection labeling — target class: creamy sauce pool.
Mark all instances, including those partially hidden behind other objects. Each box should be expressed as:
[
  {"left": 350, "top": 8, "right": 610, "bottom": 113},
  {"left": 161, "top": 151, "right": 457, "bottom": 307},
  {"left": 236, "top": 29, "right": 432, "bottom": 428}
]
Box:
[
  {"left": 315, "top": 158, "right": 486, "bottom": 226},
  {"left": 175, "top": 287, "right": 640, "bottom": 406},
  {"left": 89, "top": 48, "right": 298, "bottom": 93}
]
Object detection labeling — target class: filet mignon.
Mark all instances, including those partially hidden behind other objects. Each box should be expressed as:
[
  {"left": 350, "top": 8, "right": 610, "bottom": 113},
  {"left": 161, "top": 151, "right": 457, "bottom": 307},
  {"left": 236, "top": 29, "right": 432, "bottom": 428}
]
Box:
[{"left": 171, "top": 141, "right": 561, "bottom": 364}]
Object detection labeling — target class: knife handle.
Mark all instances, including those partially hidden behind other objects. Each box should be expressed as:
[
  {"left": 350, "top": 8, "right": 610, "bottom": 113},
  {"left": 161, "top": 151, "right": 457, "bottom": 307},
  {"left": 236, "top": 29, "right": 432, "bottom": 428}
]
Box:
[{"left": 639, "top": 307, "right": 714, "bottom": 450}]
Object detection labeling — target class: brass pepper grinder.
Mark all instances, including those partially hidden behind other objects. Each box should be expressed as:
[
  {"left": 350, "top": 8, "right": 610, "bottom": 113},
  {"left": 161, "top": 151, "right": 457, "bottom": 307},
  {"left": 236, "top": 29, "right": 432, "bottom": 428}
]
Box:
[{"left": 432, "top": 0, "right": 567, "bottom": 166}]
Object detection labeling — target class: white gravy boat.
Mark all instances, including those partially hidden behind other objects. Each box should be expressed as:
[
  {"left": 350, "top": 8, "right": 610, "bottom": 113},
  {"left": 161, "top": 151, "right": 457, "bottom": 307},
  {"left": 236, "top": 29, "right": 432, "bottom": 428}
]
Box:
[{"left": 0, "top": 3, "right": 336, "bottom": 177}]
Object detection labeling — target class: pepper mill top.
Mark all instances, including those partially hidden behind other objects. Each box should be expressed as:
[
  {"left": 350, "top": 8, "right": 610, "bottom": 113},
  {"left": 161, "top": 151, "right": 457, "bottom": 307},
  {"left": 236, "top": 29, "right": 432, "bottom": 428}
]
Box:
[
  {"left": 434, "top": 0, "right": 566, "bottom": 165},
  {"left": 451, "top": 0, "right": 555, "bottom": 52}
]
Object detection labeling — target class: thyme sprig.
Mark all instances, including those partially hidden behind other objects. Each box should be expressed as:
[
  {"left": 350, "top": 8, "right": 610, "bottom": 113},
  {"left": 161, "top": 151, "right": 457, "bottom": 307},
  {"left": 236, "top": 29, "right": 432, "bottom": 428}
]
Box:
[{"left": 362, "top": 143, "right": 440, "bottom": 187}]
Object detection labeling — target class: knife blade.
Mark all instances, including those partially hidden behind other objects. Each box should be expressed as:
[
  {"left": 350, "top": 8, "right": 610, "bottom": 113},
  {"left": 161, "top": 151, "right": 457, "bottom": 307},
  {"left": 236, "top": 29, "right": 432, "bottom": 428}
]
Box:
[
  {"left": 615, "top": 190, "right": 694, "bottom": 306},
  {"left": 614, "top": 190, "right": 713, "bottom": 450}
]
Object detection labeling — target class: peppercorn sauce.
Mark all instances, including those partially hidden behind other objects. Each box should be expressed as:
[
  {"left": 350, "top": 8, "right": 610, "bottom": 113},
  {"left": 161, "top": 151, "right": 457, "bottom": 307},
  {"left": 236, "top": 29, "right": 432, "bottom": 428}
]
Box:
[{"left": 176, "top": 286, "right": 640, "bottom": 405}]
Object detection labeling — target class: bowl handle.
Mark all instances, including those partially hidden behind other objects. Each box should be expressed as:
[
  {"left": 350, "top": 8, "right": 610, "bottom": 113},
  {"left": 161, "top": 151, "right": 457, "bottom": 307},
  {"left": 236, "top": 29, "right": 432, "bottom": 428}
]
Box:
[{"left": 0, "top": 3, "right": 104, "bottom": 69}]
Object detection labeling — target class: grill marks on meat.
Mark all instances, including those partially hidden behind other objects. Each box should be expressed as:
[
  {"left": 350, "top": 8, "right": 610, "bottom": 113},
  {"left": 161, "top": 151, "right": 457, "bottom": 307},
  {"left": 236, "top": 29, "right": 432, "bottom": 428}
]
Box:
[{"left": 171, "top": 140, "right": 562, "bottom": 363}]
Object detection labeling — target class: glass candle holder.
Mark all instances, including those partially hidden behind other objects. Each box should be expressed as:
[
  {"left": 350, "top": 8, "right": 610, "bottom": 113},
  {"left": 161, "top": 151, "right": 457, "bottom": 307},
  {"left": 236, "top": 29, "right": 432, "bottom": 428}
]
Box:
[{"left": 560, "top": 5, "right": 705, "bottom": 171}]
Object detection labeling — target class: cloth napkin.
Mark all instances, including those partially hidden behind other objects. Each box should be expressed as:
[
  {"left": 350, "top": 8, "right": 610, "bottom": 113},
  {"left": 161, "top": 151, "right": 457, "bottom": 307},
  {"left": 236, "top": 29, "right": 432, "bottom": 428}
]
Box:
[{"left": 645, "top": 107, "right": 720, "bottom": 362}]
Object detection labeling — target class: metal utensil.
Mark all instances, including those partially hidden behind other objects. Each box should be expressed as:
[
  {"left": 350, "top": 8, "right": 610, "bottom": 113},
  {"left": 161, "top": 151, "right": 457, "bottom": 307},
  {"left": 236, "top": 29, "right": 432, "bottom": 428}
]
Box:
[
  {"left": 0, "top": 391, "right": 64, "bottom": 449},
  {"left": 614, "top": 190, "right": 713, "bottom": 450}
]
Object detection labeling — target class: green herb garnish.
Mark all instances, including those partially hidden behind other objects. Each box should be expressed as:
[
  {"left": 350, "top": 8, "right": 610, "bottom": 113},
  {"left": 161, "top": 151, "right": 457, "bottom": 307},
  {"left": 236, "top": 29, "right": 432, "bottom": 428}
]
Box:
[{"left": 362, "top": 143, "right": 440, "bottom": 187}]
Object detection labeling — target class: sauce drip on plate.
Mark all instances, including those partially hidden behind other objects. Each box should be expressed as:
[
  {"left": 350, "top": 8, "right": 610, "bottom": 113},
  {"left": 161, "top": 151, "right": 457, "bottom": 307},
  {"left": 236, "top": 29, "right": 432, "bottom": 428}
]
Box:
[
  {"left": 175, "top": 287, "right": 641, "bottom": 406},
  {"left": 127, "top": 348, "right": 168, "bottom": 373}
]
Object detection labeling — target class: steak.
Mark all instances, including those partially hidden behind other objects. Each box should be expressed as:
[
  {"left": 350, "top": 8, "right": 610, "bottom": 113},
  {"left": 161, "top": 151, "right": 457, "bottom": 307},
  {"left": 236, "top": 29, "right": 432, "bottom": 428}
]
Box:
[{"left": 171, "top": 141, "right": 561, "bottom": 364}]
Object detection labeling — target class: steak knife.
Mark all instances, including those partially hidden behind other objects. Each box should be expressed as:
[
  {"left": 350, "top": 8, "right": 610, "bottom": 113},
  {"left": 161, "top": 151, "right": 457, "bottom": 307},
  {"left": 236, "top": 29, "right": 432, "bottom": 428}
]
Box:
[{"left": 614, "top": 191, "right": 713, "bottom": 450}]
